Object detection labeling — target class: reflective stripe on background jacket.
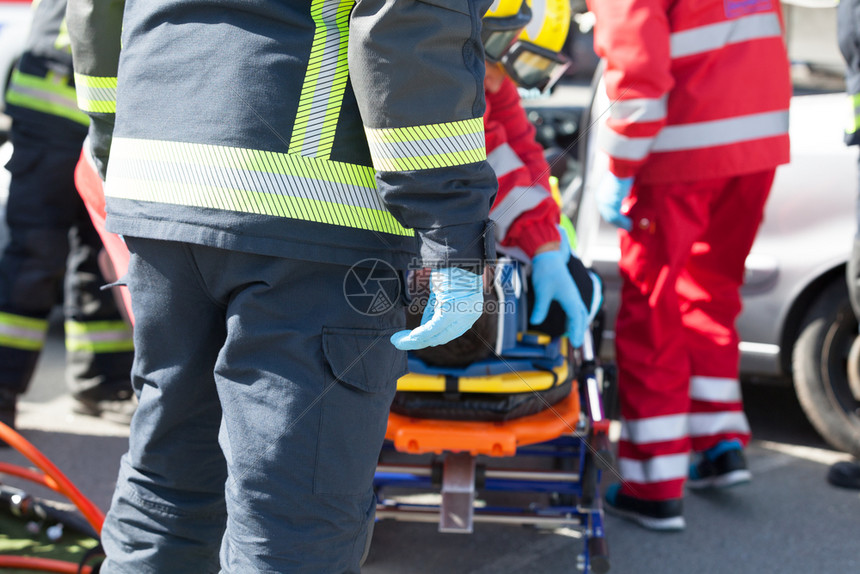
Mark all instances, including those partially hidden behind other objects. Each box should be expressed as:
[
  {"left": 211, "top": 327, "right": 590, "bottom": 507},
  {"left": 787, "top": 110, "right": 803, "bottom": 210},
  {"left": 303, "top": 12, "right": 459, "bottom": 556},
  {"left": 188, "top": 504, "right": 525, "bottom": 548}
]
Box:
[
  {"left": 587, "top": 0, "right": 791, "bottom": 184},
  {"left": 5, "top": 0, "right": 88, "bottom": 145},
  {"left": 67, "top": 0, "right": 498, "bottom": 270},
  {"left": 67, "top": 0, "right": 123, "bottom": 177},
  {"left": 839, "top": 0, "right": 860, "bottom": 146}
]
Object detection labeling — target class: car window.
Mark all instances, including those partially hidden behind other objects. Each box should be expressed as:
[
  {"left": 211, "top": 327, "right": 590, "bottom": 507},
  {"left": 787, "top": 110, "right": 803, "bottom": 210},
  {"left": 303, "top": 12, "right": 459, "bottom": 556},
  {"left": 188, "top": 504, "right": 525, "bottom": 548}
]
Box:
[{"left": 782, "top": 1, "right": 846, "bottom": 94}]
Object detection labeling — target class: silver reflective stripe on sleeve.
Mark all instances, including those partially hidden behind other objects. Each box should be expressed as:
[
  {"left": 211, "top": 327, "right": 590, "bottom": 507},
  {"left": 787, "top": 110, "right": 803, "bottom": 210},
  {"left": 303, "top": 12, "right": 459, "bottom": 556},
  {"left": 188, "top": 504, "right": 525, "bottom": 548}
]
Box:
[
  {"left": 609, "top": 95, "right": 668, "bottom": 123},
  {"left": 597, "top": 123, "right": 655, "bottom": 161},
  {"left": 671, "top": 12, "right": 783, "bottom": 59},
  {"left": 489, "top": 185, "right": 551, "bottom": 241},
  {"left": 74, "top": 74, "right": 117, "bottom": 114},
  {"left": 487, "top": 142, "right": 525, "bottom": 179},
  {"left": 364, "top": 118, "right": 487, "bottom": 172}
]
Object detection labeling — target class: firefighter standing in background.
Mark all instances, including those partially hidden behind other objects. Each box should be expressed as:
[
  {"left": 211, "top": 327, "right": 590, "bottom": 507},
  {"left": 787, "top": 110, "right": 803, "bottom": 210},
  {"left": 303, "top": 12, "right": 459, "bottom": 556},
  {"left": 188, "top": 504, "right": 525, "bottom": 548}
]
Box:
[
  {"left": 830, "top": 0, "right": 860, "bottom": 491},
  {"left": 0, "top": 0, "right": 134, "bottom": 440},
  {"left": 587, "top": 0, "right": 791, "bottom": 529},
  {"left": 67, "top": 0, "right": 497, "bottom": 571}
]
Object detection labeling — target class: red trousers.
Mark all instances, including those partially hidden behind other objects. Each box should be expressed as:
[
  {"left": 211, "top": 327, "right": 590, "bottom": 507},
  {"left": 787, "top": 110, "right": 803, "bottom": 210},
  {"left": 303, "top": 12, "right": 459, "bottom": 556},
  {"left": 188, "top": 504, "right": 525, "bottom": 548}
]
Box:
[{"left": 615, "top": 170, "right": 774, "bottom": 501}]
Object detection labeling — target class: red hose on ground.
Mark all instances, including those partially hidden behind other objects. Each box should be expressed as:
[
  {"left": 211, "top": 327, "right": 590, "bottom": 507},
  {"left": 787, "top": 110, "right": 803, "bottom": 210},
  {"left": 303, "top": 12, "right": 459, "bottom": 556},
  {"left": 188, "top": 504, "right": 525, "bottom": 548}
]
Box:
[
  {"left": 0, "top": 461, "right": 59, "bottom": 492},
  {"left": 0, "top": 421, "right": 104, "bottom": 534},
  {"left": 0, "top": 556, "right": 92, "bottom": 573}
]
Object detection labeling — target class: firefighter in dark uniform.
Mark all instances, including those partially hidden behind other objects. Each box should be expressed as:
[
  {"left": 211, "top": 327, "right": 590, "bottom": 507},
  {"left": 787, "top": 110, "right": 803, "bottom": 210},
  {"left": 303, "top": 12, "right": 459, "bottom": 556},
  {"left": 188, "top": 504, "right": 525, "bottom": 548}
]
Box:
[
  {"left": 0, "top": 0, "right": 134, "bottom": 439},
  {"left": 68, "top": 0, "right": 498, "bottom": 570},
  {"left": 831, "top": 0, "right": 860, "bottom": 490}
]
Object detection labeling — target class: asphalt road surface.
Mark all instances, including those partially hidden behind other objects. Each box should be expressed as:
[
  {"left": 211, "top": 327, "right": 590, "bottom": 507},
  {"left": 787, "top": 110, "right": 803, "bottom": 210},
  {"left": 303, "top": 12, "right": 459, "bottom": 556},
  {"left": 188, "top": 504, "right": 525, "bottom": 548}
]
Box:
[{"left": 1, "top": 321, "right": 859, "bottom": 574}]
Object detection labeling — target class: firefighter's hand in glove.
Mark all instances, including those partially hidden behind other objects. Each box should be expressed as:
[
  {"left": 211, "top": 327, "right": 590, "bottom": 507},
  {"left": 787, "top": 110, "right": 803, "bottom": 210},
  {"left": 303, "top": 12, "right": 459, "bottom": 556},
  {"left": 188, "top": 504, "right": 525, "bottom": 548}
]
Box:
[
  {"left": 596, "top": 173, "right": 634, "bottom": 231},
  {"left": 390, "top": 267, "right": 484, "bottom": 350},
  {"left": 530, "top": 246, "right": 588, "bottom": 348}
]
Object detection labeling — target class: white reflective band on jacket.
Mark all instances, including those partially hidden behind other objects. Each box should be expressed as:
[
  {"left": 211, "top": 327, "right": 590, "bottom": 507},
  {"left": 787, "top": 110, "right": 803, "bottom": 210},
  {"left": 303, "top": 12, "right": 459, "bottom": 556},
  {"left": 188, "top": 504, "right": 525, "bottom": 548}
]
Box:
[
  {"left": 618, "top": 452, "right": 690, "bottom": 484},
  {"left": 652, "top": 110, "right": 788, "bottom": 152},
  {"left": 600, "top": 108, "right": 789, "bottom": 160},
  {"left": 620, "top": 414, "right": 689, "bottom": 445},
  {"left": 689, "top": 411, "right": 750, "bottom": 437},
  {"left": 0, "top": 312, "right": 49, "bottom": 352},
  {"left": 670, "top": 12, "right": 783, "bottom": 59},
  {"left": 690, "top": 376, "right": 743, "bottom": 403},
  {"left": 597, "top": 11, "right": 787, "bottom": 163}
]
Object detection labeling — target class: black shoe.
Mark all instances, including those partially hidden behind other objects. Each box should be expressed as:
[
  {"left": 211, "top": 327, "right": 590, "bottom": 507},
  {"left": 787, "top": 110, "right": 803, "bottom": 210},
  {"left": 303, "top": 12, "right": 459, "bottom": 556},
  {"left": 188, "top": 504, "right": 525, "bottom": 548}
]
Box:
[
  {"left": 827, "top": 461, "right": 860, "bottom": 490},
  {"left": 72, "top": 388, "right": 137, "bottom": 425},
  {"left": 604, "top": 483, "right": 685, "bottom": 531},
  {"left": 0, "top": 390, "right": 18, "bottom": 448},
  {"left": 688, "top": 440, "right": 752, "bottom": 490}
]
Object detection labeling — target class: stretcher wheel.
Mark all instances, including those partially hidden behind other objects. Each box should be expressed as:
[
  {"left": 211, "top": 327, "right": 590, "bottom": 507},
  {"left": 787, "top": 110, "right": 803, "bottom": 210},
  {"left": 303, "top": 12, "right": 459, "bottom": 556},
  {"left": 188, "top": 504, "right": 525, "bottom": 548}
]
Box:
[{"left": 588, "top": 536, "right": 610, "bottom": 573}]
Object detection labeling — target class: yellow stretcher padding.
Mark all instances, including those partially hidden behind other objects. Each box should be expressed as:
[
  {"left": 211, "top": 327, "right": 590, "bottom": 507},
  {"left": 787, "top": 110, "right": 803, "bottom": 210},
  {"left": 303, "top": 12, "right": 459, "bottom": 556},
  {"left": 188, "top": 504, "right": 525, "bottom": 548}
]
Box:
[
  {"left": 517, "top": 332, "right": 552, "bottom": 345},
  {"left": 396, "top": 360, "right": 569, "bottom": 394}
]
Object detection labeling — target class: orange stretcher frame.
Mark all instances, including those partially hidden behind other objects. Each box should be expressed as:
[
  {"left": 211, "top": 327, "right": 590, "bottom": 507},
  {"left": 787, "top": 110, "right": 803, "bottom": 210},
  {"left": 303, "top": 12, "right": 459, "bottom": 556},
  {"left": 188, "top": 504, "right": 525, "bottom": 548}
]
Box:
[{"left": 384, "top": 380, "right": 581, "bottom": 458}]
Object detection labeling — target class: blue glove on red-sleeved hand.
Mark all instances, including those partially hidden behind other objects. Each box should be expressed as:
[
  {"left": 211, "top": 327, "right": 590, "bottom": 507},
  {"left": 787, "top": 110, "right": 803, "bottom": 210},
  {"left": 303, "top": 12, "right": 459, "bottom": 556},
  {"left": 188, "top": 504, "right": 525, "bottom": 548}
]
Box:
[
  {"left": 596, "top": 174, "right": 634, "bottom": 231},
  {"left": 530, "top": 241, "right": 588, "bottom": 348}
]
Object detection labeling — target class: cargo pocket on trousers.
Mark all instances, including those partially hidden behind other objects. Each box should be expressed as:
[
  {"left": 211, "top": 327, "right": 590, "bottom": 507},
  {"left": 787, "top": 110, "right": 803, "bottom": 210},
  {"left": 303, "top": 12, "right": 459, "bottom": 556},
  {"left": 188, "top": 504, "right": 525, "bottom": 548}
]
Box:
[{"left": 314, "top": 327, "right": 407, "bottom": 495}]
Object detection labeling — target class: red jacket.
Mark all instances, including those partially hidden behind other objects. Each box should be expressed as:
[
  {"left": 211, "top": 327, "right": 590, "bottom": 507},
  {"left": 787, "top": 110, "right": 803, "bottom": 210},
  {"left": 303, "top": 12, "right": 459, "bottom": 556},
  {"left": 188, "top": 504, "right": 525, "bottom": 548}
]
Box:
[
  {"left": 588, "top": 0, "right": 791, "bottom": 184},
  {"left": 485, "top": 77, "right": 560, "bottom": 258}
]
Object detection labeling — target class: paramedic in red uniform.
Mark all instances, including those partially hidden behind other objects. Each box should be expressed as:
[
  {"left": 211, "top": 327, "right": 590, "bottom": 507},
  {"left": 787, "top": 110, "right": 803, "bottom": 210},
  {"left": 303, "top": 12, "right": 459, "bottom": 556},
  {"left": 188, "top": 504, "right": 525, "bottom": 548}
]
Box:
[
  {"left": 586, "top": 0, "right": 791, "bottom": 529},
  {"left": 482, "top": 0, "right": 590, "bottom": 345}
]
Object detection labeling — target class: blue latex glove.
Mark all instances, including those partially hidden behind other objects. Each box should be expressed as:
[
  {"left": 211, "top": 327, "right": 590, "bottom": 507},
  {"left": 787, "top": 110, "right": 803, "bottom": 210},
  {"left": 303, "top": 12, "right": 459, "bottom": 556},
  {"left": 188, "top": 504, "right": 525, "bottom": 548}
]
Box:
[
  {"left": 556, "top": 224, "right": 574, "bottom": 258},
  {"left": 391, "top": 267, "right": 484, "bottom": 350},
  {"left": 530, "top": 247, "right": 589, "bottom": 347},
  {"left": 596, "top": 173, "right": 634, "bottom": 231}
]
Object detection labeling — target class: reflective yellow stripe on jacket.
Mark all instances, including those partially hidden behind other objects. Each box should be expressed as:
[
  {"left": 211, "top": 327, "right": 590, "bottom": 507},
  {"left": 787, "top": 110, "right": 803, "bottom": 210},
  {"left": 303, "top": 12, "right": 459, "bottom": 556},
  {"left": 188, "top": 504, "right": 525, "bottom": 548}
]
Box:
[
  {"left": 0, "top": 312, "right": 48, "bottom": 352},
  {"left": 5, "top": 69, "right": 90, "bottom": 125},
  {"left": 74, "top": 73, "right": 117, "bottom": 114},
  {"left": 364, "top": 118, "right": 487, "bottom": 172},
  {"left": 106, "top": 137, "right": 416, "bottom": 236},
  {"left": 65, "top": 320, "right": 134, "bottom": 353},
  {"left": 848, "top": 93, "right": 860, "bottom": 138},
  {"left": 290, "top": 0, "right": 353, "bottom": 160}
]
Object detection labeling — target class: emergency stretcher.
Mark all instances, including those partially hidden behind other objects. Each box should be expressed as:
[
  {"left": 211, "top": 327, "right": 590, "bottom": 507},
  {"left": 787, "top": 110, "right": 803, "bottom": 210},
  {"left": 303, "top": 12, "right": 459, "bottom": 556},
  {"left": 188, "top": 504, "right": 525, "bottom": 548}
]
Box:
[{"left": 371, "top": 259, "right": 613, "bottom": 573}]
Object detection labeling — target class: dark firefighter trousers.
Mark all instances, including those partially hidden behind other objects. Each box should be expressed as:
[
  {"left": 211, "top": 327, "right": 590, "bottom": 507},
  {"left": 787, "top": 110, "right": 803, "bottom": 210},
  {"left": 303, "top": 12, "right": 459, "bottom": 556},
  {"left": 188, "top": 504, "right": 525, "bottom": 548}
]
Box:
[{"left": 100, "top": 237, "right": 407, "bottom": 574}]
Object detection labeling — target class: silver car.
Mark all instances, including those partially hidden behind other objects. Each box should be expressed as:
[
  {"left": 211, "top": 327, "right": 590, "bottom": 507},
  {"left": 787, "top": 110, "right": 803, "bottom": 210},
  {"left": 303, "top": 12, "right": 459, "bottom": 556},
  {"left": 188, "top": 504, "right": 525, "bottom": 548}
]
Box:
[{"left": 559, "top": 3, "right": 860, "bottom": 456}]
